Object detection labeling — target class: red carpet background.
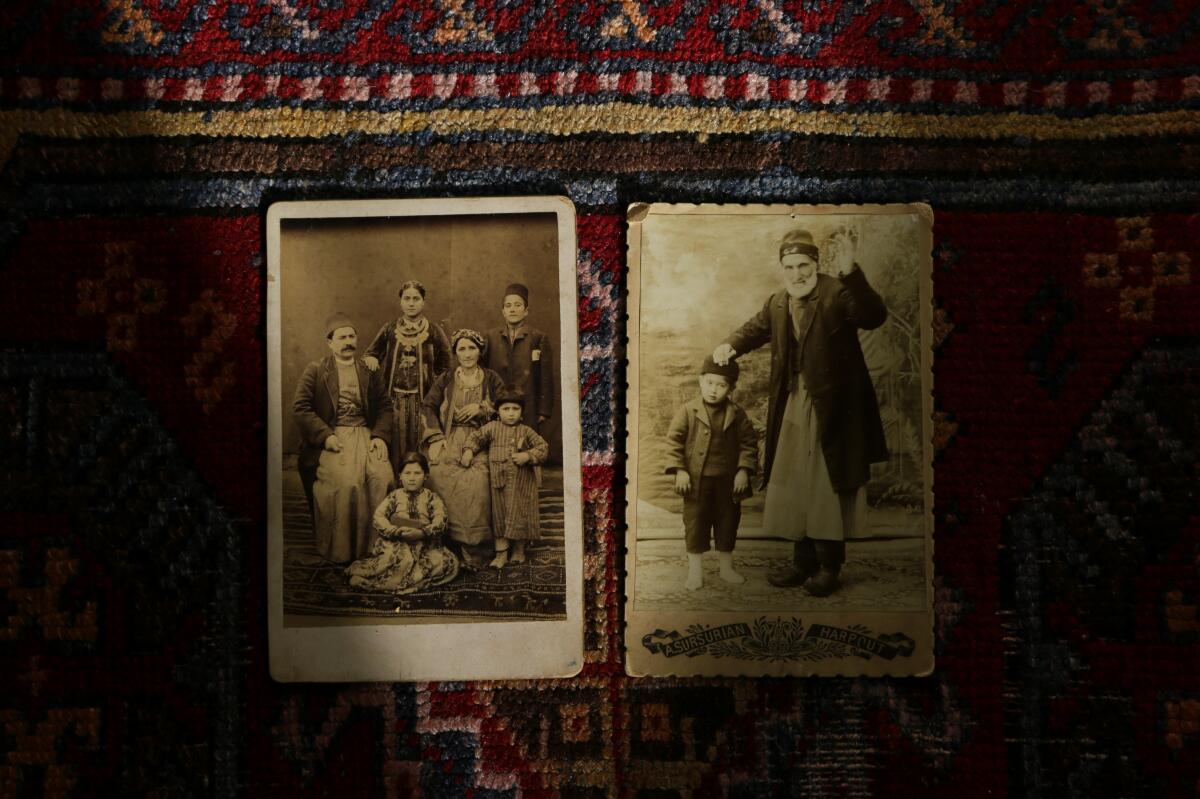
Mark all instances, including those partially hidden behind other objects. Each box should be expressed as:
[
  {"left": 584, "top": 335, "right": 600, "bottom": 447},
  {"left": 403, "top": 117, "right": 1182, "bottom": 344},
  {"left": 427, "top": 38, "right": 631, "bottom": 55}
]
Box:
[{"left": 2, "top": 2, "right": 1200, "bottom": 796}]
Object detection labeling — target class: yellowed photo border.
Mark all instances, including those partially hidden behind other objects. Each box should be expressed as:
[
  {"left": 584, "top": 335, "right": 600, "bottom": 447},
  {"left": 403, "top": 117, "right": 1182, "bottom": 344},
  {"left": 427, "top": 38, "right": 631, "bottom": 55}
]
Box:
[
  {"left": 266, "top": 196, "right": 583, "bottom": 682},
  {"left": 624, "top": 203, "right": 934, "bottom": 678}
]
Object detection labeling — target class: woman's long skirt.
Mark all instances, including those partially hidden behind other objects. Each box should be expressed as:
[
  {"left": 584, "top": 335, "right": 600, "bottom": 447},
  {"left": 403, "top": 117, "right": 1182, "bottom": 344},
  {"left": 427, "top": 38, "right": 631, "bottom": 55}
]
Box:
[
  {"left": 762, "top": 382, "right": 866, "bottom": 542},
  {"left": 312, "top": 425, "right": 394, "bottom": 562},
  {"left": 428, "top": 425, "right": 493, "bottom": 563}
]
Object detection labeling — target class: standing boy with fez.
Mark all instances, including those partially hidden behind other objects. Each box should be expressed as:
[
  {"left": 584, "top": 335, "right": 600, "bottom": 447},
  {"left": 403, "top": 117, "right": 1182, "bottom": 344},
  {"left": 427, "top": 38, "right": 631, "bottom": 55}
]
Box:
[{"left": 483, "top": 283, "right": 555, "bottom": 432}]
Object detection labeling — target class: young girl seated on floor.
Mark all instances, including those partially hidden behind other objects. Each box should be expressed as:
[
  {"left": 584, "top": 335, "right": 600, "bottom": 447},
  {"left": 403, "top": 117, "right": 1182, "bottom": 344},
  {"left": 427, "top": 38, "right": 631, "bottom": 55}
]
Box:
[{"left": 345, "top": 451, "right": 460, "bottom": 594}]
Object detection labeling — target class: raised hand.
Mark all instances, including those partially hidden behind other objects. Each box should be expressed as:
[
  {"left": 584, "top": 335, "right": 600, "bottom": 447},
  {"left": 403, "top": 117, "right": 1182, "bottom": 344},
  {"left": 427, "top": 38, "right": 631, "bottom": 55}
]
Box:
[{"left": 827, "top": 225, "right": 859, "bottom": 277}]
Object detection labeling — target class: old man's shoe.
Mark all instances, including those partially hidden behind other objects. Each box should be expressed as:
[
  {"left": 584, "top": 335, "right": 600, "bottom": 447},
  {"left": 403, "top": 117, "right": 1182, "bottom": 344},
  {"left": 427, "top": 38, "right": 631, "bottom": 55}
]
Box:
[
  {"left": 802, "top": 540, "right": 845, "bottom": 597},
  {"left": 767, "top": 539, "right": 818, "bottom": 587}
]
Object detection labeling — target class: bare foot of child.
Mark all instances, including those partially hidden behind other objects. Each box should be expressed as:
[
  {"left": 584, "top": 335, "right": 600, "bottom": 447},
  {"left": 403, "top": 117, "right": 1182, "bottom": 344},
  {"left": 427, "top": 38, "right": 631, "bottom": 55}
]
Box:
[
  {"left": 510, "top": 542, "right": 526, "bottom": 564},
  {"left": 685, "top": 553, "right": 703, "bottom": 591},
  {"left": 717, "top": 552, "right": 745, "bottom": 584},
  {"left": 490, "top": 550, "right": 509, "bottom": 569}
]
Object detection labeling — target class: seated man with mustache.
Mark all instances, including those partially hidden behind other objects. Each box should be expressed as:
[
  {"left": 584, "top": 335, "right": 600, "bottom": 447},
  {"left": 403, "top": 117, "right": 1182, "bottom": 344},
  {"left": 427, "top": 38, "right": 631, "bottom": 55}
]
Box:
[{"left": 292, "top": 312, "right": 394, "bottom": 564}]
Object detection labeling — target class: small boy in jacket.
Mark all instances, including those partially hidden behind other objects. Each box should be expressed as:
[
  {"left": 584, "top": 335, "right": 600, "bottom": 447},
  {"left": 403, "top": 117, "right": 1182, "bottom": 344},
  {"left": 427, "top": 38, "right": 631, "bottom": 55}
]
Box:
[{"left": 664, "top": 356, "right": 759, "bottom": 590}]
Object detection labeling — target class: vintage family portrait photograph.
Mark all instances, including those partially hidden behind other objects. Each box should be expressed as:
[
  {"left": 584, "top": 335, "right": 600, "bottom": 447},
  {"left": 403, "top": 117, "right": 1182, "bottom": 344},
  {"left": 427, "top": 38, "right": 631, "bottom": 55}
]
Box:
[
  {"left": 625, "top": 203, "right": 934, "bottom": 677},
  {"left": 266, "top": 197, "right": 583, "bottom": 682}
]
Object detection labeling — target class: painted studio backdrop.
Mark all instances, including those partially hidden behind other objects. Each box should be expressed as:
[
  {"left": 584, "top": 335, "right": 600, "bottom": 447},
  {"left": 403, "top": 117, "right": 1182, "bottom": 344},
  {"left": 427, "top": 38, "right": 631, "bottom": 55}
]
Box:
[
  {"left": 279, "top": 212, "right": 564, "bottom": 463},
  {"left": 636, "top": 212, "right": 926, "bottom": 546}
]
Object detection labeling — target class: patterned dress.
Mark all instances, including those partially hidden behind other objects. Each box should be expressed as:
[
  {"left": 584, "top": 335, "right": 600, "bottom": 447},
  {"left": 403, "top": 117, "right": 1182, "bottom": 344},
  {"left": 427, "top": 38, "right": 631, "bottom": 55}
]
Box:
[
  {"left": 365, "top": 316, "right": 452, "bottom": 477},
  {"left": 465, "top": 421, "right": 550, "bottom": 541},
  {"left": 344, "top": 487, "right": 459, "bottom": 594}
]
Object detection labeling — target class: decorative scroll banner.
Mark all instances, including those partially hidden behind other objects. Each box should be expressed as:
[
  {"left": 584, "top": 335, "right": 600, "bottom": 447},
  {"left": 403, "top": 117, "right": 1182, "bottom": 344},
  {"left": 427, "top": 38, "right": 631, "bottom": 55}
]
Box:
[
  {"left": 642, "top": 618, "right": 916, "bottom": 663},
  {"left": 642, "top": 623, "right": 753, "bottom": 658},
  {"left": 804, "top": 624, "right": 916, "bottom": 660}
]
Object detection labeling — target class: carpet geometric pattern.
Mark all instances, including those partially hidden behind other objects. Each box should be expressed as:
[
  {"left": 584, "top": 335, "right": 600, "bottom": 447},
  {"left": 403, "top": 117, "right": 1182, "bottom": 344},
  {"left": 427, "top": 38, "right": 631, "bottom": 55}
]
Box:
[{"left": 3, "top": 2, "right": 1200, "bottom": 795}]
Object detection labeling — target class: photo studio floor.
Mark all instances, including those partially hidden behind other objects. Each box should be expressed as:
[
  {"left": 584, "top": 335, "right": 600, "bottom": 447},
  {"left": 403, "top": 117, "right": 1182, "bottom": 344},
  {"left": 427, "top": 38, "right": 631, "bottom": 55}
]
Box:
[
  {"left": 282, "top": 466, "right": 567, "bottom": 622},
  {"left": 633, "top": 538, "right": 926, "bottom": 612}
]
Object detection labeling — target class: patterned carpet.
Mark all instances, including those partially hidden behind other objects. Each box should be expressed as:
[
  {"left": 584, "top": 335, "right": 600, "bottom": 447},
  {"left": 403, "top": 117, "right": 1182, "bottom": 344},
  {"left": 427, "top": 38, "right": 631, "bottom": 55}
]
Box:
[
  {"left": 3, "top": 1, "right": 1200, "bottom": 796},
  {"left": 282, "top": 467, "right": 567, "bottom": 620}
]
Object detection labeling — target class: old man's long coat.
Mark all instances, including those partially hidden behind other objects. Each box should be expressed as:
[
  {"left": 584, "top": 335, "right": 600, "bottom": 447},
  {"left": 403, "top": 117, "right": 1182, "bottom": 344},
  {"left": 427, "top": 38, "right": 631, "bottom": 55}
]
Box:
[{"left": 724, "top": 268, "right": 889, "bottom": 493}]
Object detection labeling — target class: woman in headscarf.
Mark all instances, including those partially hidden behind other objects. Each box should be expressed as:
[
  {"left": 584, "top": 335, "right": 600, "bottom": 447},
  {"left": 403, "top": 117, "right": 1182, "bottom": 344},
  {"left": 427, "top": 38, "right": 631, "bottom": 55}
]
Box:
[
  {"left": 421, "top": 328, "right": 506, "bottom": 568},
  {"left": 364, "top": 280, "right": 453, "bottom": 480}
]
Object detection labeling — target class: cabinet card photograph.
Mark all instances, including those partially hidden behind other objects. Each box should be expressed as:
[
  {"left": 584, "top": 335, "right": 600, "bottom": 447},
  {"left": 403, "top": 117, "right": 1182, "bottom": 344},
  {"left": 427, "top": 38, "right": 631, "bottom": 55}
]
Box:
[
  {"left": 625, "top": 203, "right": 934, "bottom": 678},
  {"left": 267, "top": 197, "right": 583, "bottom": 682}
]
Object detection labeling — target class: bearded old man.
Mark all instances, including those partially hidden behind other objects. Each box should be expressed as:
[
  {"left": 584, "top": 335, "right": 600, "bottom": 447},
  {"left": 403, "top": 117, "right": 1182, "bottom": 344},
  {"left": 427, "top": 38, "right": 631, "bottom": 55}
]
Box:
[
  {"left": 712, "top": 227, "right": 888, "bottom": 597},
  {"left": 292, "top": 312, "right": 394, "bottom": 563}
]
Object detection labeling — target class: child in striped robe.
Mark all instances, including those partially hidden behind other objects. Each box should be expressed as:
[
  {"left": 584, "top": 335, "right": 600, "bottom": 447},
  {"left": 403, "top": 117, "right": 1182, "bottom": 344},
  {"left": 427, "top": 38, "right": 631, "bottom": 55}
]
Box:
[{"left": 460, "top": 387, "right": 550, "bottom": 569}]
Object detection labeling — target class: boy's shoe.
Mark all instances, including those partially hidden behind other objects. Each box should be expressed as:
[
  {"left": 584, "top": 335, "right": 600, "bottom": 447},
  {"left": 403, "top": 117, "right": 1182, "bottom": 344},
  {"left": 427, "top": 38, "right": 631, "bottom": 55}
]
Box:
[
  {"left": 767, "top": 539, "right": 818, "bottom": 587},
  {"left": 717, "top": 552, "right": 746, "bottom": 584},
  {"left": 802, "top": 540, "right": 845, "bottom": 597},
  {"left": 685, "top": 553, "right": 704, "bottom": 591}
]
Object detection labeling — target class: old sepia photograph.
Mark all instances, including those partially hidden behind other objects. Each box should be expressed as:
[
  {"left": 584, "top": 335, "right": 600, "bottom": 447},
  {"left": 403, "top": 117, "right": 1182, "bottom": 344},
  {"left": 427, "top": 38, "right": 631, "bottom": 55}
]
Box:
[
  {"left": 625, "top": 203, "right": 934, "bottom": 677},
  {"left": 267, "top": 197, "right": 583, "bottom": 682}
]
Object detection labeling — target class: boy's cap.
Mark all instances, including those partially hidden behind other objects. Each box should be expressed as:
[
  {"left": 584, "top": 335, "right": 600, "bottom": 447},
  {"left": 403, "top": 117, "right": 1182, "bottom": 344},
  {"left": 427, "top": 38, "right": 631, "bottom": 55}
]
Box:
[
  {"left": 496, "top": 385, "right": 526, "bottom": 408},
  {"left": 503, "top": 283, "right": 529, "bottom": 303},
  {"left": 700, "top": 354, "right": 738, "bottom": 383}
]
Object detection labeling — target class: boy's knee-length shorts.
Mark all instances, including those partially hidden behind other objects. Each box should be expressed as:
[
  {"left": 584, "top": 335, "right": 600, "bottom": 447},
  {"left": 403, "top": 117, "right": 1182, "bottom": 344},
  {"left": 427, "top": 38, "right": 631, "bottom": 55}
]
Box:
[{"left": 682, "top": 473, "right": 741, "bottom": 554}]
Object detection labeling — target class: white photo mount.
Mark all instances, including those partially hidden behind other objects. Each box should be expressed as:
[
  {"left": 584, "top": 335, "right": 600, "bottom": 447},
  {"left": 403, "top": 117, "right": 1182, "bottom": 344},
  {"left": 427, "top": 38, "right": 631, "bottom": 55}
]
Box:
[
  {"left": 266, "top": 196, "right": 583, "bottom": 682},
  {"left": 624, "top": 203, "right": 935, "bottom": 678}
]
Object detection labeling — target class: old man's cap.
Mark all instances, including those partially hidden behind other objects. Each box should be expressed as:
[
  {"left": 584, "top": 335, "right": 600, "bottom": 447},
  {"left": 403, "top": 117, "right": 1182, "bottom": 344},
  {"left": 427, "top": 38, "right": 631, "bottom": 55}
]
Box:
[
  {"left": 324, "top": 312, "right": 355, "bottom": 338},
  {"left": 779, "top": 228, "right": 820, "bottom": 261},
  {"left": 503, "top": 283, "right": 529, "bottom": 303}
]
